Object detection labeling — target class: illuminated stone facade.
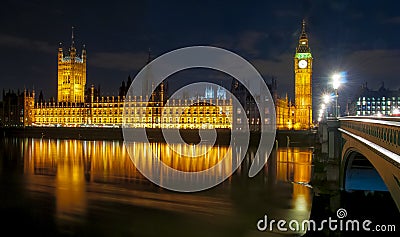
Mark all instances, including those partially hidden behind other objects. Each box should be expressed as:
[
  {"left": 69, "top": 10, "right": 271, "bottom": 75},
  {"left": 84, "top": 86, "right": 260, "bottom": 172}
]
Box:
[
  {"left": 19, "top": 20, "right": 313, "bottom": 130},
  {"left": 57, "top": 28, "right": 86, "bottom": 103},
  {"left": 26, "top": 90, "right": 232, "bottom": 129},
  {"left": 275, "top": 94, "right": 295, "bottom": 130},
  {"left": 294, "top": 20, "right": 313, "bottom": 129},
  {"left": 21, "top": 29, "right": 232, "bottom": 129}
]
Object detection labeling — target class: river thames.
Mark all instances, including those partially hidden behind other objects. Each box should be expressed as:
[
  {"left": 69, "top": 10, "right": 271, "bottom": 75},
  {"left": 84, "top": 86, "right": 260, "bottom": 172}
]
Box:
[{"left": 0, "top": 137, "right": 398, "bottom": 236}]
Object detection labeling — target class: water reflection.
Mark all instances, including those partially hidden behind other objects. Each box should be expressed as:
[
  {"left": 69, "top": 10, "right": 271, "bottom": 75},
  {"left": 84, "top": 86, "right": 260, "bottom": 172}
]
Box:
[
  {"left": 24, "top": 139, "right": 233, "bottom": 179},
  {"left": 277, "top": 148, "right": 313, "bottom": 213},
  {"left": 15, "top": 138, "right": 314, "bottom": 236}
]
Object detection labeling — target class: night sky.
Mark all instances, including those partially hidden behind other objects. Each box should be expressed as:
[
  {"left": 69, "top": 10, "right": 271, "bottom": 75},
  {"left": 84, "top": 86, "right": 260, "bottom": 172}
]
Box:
[{"left": 1, "top": 0, "right": 400, "bottom": 109}]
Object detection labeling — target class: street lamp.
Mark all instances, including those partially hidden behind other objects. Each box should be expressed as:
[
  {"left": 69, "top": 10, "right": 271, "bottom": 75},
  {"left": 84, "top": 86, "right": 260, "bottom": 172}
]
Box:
[
  {"left": 322, "top": 94, "right": 331, "bottom": 118},
  {"left": 332, "top": 73, "right": 341, "bottom": 118},
  {"left": 323, "top": 94, "right": 331, "bottom": 104}
]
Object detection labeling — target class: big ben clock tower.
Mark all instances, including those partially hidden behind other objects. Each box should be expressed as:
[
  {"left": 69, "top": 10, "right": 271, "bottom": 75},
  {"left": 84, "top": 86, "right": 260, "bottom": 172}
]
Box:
[{"left": 294, "top": 20, "right": 313, "bottom": 129}]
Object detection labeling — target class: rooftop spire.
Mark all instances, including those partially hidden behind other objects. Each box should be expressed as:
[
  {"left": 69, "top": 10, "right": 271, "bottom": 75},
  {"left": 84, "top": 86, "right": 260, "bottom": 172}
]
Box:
[
  {"left": 147, "top": 47, "right": 152, "bottom": 64},
  {"left": 71, "top": 26, "right": 75, "bottom": 48},
  {"left": 299, "top": 19, "right": 308, "bottom": 40},
  {"left": 296, "top": 19, "right": 311, "bottom": 53}
]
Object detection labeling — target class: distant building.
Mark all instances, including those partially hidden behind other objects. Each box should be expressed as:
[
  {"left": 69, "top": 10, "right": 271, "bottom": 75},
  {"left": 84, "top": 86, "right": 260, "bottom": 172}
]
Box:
[
  {"left": 348, "top": 83, "right": 400, "bottom": 116},
  {"left": 217, "top": 86, "right": 227, "bottom": 100},
  {"left": 202, "top": 86, "right": 226, "bottom": 100},
  {"left": 0, "top": 89, "right": 34, "bottom": 127},
  {"left": 205, "top": 86, "right": 214, "bottom": 99},
  {"left": 230, "top": 76, "right": 294, "bottom": 131}
]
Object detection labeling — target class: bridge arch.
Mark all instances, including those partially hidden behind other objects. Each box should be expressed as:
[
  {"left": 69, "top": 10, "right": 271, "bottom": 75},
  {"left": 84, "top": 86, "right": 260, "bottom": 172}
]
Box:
[
  {"left": 341, "top": 147, "right": 388, "bottom": 192},
  {"left": 340, "top": 134, "right": 400, "bottom": 210}
]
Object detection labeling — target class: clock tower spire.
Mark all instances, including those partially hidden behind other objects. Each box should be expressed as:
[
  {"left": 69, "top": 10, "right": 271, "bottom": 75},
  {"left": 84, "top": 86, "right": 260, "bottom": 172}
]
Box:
[{"left": 294, "top": 19, "right": 313, "bottom": 130}]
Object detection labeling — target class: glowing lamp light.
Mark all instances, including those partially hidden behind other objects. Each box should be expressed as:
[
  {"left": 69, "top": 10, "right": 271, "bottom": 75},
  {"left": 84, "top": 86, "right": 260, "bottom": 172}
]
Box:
[
  {"left": 332, "top": 73, "right": 341, "bottom": 90},
  {"left": 331, "top": 72, "right": 346, "bottom": 118},
  {"left": 393, "top": 108, "right": 400, "bottom": 116},
  {"left": 323, "top": 94, "right": 331, "bottom": 104}
]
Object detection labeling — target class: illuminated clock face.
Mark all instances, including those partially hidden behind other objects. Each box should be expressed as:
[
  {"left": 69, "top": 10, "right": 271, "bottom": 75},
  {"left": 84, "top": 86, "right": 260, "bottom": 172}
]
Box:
[{"left": 298, "top": 60, "right": 307, "bottom": 68}]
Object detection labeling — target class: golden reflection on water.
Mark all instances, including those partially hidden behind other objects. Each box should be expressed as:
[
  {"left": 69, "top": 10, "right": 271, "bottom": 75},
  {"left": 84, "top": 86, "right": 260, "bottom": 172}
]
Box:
[
  {"left": 23, "top": 139, "right": 234, "bottom": 182},
  {"left": 22, "top": 138, "right": 314, "bottom": 229},
  {"left": 124, "top": 142, "right": 231, "bottom": 173},
  {"left": 23, "top": 139, "right": 234, "bottom": 219},
  {"left": 276, "top": 147, "right": 313, "bottom": 213},
  {"left": 159, "top": 143, "right": 230, "bottom": 172}
]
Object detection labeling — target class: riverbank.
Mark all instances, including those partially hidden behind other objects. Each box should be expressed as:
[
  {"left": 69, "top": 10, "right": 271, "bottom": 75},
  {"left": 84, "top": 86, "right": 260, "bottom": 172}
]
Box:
[{"left": 1, "top": 126, "right": 317, "bottom": 146}]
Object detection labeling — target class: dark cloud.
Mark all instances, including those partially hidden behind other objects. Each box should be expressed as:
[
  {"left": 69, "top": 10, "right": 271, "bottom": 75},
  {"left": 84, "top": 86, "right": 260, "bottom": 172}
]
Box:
[
  {"left": 345, "top": 49, "right": 400, "bottom": 89},
  {"left": 236, "top": 31, "right": 269, "bottom": 57},
  {"left": 90, "top": 51, "right": 148, "bottom": 71},
  {"left": 382, "top": 16, "right": 400, "bottom": 24},
  {"left": 0, "top": 34, "right": 55, "bottom": 53},
  {"left": 251, "top": 53, "right": 293, "bottom": 94}
]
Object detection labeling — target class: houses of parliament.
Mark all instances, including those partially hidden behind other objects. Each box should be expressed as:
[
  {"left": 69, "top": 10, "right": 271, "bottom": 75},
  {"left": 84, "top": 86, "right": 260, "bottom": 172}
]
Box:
[{"left": 0, "top": 21, "right": 313, "bottom": 131}]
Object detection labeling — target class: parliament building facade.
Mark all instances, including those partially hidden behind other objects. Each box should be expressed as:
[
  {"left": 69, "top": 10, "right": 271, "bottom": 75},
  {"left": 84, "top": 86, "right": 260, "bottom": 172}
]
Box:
[
  {"left": 2, "top": 21, "right": 313, "bottom": 131},
  {"left": 22, "top": 35, "right": 232, "bottom": 129}
]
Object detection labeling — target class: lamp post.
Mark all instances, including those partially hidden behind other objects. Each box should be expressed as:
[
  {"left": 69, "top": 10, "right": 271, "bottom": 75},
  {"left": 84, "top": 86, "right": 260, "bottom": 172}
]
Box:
[
  {"left": 332, "top": 73, "right": 341, "bottom": 118},
  {"left": 323, "top": 94, "right": 331, "bottom": 119}
]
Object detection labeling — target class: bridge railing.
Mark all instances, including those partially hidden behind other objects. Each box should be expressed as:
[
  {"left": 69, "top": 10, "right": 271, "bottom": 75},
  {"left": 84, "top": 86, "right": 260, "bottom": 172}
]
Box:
[{"left": 340, "top": 116, "right": 400, "bottom": 155}]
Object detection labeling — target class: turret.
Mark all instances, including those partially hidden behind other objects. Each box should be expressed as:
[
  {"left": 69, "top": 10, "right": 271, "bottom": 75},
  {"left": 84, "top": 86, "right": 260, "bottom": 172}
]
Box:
[
  {"left": 91, "top": 84, "right": 94, "bottom": 104},
  {"left": 127, "top": 75, "right": 132, "bottom": 88},
  {"left": 147, "top": 47, "right": 152, "bottom": 64},
  {"left": 82, "top": 44, "right": 86, "bottom": 63},
  {"left": 160, "top": 82, "right": 164, "bottom": 105},
  {"left": 57, "top": 27, "right": 86, "bottom": 103},
  {"left": 38, "top": 90, "right": 44, "bottom": 103},
  {"left": 58, "top": 43, "right": 63, "bottom": 63},
  {"left": 69, "top": 26, "right": 76, "bottom": 59}
]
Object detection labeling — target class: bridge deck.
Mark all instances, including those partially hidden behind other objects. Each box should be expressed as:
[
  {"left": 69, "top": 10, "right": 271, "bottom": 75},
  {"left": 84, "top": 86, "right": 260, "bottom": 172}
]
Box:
[
  {"left": 340, "top": 116, "right": 400, "bottom": 156},
  {"left": 341, "top": 116, "right": 400, "bottom": 127},
  {"left": 339, "top": 128, "right": 400, "bottom": 167}
]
